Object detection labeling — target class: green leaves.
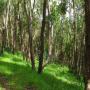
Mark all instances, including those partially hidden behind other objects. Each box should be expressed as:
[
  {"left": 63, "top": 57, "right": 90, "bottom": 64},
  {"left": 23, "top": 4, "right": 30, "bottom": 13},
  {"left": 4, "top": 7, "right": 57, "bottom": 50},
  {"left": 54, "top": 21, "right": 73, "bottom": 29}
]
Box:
[
  {"left": 48, "top": 1, "right": 67, "bottom": 24},
  {"left": 0, "top": 0, "right": 6, "bottom": 14},
  {"left": 48, "top": 2, "right": 59, "bottom": 24},
  {"left": 49, "top": 7, "right": 59, "bottom": 24},
  {"left": 58, "top": 2, "right": 67, "bottom": 15}
]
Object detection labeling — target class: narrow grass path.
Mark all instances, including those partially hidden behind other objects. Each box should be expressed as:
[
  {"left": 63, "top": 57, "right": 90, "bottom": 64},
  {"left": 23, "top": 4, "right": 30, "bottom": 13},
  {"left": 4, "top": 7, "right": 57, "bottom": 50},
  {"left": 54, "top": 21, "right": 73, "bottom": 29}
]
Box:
[
  {"left": 0, "top": 52, "right": 84, "bottom": 90},
  {"left": 0, "top": 74, "right": 9, "bottom": 90}
]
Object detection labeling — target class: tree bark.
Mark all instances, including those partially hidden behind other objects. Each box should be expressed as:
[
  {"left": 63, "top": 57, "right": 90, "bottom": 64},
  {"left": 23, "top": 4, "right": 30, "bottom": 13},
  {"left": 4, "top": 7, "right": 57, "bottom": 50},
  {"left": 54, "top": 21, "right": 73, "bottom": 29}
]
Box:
[
  {"left": 84, "top": 0, "right": 90, "bottom": 90},
  {"left": 24, "top": 0, "right": 35, "bottom": 70},
  {"left": 38, "top": 0, "right": 47, "bottom": 74}
]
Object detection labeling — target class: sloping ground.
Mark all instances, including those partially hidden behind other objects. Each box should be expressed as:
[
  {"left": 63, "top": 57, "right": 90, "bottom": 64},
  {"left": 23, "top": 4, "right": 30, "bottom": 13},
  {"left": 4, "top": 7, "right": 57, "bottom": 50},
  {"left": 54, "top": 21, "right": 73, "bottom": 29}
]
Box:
[{"left": 0, "top": 52, "right": 84, "bottom": 90}]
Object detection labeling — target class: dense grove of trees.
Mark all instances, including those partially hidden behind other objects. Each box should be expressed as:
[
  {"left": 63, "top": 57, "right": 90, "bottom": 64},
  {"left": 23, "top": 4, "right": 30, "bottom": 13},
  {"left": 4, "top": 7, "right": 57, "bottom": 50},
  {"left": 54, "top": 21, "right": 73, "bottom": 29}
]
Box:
[{"left": 0, "top": 0, "right": 90, "bottom": 90}]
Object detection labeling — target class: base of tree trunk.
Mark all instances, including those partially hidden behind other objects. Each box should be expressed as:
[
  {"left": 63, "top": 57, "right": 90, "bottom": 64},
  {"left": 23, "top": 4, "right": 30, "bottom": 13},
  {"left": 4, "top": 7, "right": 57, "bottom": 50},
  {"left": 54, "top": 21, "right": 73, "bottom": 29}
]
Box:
[{"left": 86, "top": 80, "right": 90, "bottom": 90}]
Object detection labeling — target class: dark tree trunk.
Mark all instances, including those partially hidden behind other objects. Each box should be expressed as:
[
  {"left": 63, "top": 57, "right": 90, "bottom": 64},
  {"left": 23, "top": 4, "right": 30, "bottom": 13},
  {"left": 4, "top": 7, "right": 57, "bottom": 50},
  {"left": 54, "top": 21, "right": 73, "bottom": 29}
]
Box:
[
  {"left": 38, "top": 0, "right": 47, "bottom": 74},
  {"left": 84, "top": 0, "right": 90, "bottom": 90},
  {"left": 1, "top": 27, "right": 6, "bottom": 54}
]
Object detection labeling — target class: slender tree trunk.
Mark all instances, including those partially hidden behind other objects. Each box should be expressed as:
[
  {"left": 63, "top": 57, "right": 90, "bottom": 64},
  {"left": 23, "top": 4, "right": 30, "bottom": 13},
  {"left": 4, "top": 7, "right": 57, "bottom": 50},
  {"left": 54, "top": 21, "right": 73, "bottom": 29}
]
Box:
[
  {"left": 38, "top": 0, "right": 47, "bottom": 74},
  {"left": 72, "top": 0, "right": 78, "bottom": 73},
  {"left": 47, "top": 1, "right": 53, "bottom": 60},
  {"left": 84, "top": 0, "right": 90, "bottom": 90},
  {"left": 24, "top": 0, "right": 35, "bottom": 70},
  {"left": 28, "top": 15, "right": 35, "bottom": 70},
  {"left": 13, "top": 6, "right": 17, "bottom": 54}
]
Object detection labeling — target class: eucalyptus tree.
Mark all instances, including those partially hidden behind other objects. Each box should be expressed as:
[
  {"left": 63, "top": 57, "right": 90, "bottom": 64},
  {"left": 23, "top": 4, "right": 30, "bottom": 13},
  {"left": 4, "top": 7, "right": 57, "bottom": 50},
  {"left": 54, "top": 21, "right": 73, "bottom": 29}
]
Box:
[
  {"left": 23, "top": 0, "right": 35, "bottom": 70},
  {"left": 0, "top": 0, "right": 10, "bottom": 53},
  {"left": 84, "top": 0, "right": 90, "bottom": 90},
  {"left": 38, "top": 0, "right": 47, "bottom": 73},
  {"left": 0, "top": 0, "right": 87, "bottom": 79}
]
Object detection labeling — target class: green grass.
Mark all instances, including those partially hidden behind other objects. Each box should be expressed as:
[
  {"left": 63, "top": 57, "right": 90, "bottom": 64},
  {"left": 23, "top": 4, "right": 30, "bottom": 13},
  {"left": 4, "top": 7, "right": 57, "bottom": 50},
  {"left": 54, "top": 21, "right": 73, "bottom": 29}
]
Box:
[{"left": 0, "top": 52, "right": 84, "bottom": 90}]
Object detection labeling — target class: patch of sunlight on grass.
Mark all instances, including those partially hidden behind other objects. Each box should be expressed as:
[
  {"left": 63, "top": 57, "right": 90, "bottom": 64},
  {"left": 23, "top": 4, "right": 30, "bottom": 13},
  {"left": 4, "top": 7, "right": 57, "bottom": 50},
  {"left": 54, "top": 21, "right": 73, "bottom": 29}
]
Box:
[
  {"left": 56, "top": 76, "right": 81, "bottom": 86},
  {"left": 0, "top": 56, "right": 26, "bottom": 66},
  {"left": 0, "top": 52, "right": 84, "bottom": 90},
  {"left": 44, "top": 63, "right": 84, "bottom": 87},
  {"left": 44, "top": 64, "right": 69, "bottom": 76},
  {"left": 0, "top": 86, "right": 5, "bottom": 90}
]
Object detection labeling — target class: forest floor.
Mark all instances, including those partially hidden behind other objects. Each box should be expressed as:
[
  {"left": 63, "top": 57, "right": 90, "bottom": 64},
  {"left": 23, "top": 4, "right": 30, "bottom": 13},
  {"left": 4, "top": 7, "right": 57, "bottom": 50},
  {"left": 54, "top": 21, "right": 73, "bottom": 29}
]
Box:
[{"left": 0, "top": 52, "right": 84, "bottom": 90}]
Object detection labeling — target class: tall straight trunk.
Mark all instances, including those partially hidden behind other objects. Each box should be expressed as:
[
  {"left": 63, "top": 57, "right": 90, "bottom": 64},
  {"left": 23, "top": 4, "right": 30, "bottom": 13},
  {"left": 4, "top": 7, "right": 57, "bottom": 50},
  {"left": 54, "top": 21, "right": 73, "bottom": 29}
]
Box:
[
  {"left": 48, "top": 25, "right": 53, "bottom": 59},
  {"left": 24, "top": 0, "right": 35, "bottom": 70},
  {"left": 6, "top": 0, "right": 10, "bottom": 48},
  {"left": 38, "top": 0, "right": 47, "bottom": 74},
  {"left": 1, "top": 0, "right": 10, "bottom": 53},
  {"left": 28, "top": 15, "right": 35, "bottom": 70},
  {"left": 84, "top": 0, "right": 90, "bottom": 90},
  {"left": 71, "top": 0, "right": 78, "bottom": 73},
  {"left": 18, "top": 14, "right": 23, "bottom": 51},
  {"left": 1, "top": 27, "right": 6, "bottom": 53},
  {"left": 13, "top": 6, "right": 17, "bottom": 54},
  {"left": 47, "top": 0, "right": 53, "bottom": 60},
  {"left": 29, "top": 0, "right": 35, "bottom": 70}
]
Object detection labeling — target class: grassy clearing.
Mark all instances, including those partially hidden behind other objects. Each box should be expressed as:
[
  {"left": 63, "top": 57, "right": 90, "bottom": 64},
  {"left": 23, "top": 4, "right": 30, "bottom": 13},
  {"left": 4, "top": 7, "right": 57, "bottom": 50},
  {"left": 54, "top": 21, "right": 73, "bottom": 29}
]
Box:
[{"left": 0, "top": 52, "right": 84, "bottom": 90}]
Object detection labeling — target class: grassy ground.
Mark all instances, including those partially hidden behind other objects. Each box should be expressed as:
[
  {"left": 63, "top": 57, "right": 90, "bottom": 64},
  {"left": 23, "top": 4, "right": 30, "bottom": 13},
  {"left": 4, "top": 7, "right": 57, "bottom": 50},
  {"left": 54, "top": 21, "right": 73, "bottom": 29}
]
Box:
[{"left": 0, "top": 52, "right": 84, "bottom": 90}]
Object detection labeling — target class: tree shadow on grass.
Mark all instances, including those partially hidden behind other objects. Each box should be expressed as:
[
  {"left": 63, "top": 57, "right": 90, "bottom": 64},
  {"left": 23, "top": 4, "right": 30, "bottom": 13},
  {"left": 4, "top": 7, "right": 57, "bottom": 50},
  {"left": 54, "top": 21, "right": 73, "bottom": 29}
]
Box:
[
  {"left": 40, "top": 73, "right": 83, "bottom": 90},
  {"left": 0, "top": 59, "right": 84, "bottom": 90}
]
